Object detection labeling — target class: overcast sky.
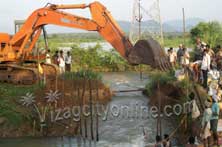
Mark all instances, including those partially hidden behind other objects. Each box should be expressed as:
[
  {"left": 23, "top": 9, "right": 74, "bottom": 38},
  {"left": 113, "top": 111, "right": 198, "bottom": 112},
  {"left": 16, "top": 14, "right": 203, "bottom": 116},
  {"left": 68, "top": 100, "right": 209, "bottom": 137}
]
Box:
[{"left": 1, "top": 0, "right": 222, "bottom": 33}]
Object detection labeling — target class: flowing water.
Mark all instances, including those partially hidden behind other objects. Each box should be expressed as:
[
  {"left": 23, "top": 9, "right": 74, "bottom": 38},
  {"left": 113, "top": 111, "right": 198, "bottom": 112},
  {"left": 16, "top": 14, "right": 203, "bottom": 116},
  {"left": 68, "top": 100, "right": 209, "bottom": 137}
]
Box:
[{"left": 0, "top": 72, "right": 177, "bottom": 147}]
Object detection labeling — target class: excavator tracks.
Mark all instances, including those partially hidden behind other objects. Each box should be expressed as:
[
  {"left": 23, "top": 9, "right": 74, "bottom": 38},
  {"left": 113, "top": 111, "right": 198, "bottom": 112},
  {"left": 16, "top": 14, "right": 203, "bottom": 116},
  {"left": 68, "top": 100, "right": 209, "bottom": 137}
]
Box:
[
  {"left": 41, "top": 63, "right": 59, "bottom": 80},
  {"left": 0, "top": 63, "right": 59, "bottom": 85}
]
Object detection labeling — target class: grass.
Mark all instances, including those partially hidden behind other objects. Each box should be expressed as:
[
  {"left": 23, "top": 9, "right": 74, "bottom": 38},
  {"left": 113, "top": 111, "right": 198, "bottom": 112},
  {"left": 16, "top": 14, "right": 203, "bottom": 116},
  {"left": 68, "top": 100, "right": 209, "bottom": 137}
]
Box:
[
  {"left": 145, "top": 70, "right": 177, "bottom": 96},
  {"left": 36, "top": 32, "right": 197, "bottom": 72},
  {"left": 0, "top": 84, "right": 41, "bottom": 98},
  {"left": 163, "top": 35, "right": 193, "bottom": 48},
  {"left": 0, "top": 84, "right": 42, "bottom": 127},
  {"left": 145, "top": 69, "right": 196, "bottom": 97},
  {"left": 37, "top": 32, "right": 195, "bottom": 50},
  {"left": 61, "top": 70, "right": 102, "bottom": 80},
  {"left": 0, "top": 70, "right": 102, "bottom": 128}
]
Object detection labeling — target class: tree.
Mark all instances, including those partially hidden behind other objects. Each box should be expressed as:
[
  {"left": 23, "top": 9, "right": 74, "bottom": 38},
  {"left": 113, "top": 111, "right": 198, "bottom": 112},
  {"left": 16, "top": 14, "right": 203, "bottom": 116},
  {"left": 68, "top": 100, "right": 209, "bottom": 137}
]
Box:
[{"left": 190, "top": 21, "right": 222, "bottom": 48}]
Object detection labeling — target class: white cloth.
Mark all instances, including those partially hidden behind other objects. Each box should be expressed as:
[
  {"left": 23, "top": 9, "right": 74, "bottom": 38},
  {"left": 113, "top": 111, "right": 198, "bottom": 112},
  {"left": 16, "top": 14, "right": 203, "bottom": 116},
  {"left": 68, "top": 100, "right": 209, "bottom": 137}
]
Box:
[
  {"left": 213, "top": 94, "right": 220, "bottom": 102},
  {"left": 65, "top": 55, "right": 72, "bottom": 64},
  {"left": 58, "top": 56, "right": 65, "bottom": 67},
  {"left": 201, "top": 108, "right": 212, "bottom": 139},
  {"left": 46, "top": 53, "right": 51, "bottom": 64},
  {"left": 183, "top": 51, "right": 190, "bottom": 65},
  {"left": 193, "top": 60, "right": 202, "bottom": 65},
  {"left": 175, "top": 69, "right": 184, "bottom": 76},
  {"left": 191, "top": 99, "right": 200, "bottom": 119},
  {"left": 201, "top": 53, "right": 211, "bottom": 70},
  {"left": 208, "top": 87, "right": 217, "bottom": 96},
  {"left": 58, "top": 56, "right": 65, "bottom": 73},
  {"left": 208, "top": 69, "right": 220, "bottom": 80},
  {"left": 169, "top": 52, "right": 177, "bottom": 63}
]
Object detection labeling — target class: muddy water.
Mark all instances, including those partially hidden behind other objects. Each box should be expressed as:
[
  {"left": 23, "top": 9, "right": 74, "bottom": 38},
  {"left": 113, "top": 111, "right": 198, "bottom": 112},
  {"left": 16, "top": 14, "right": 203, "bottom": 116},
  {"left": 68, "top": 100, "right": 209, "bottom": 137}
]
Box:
[{"left": 0, "top": 72, "right": 176, "bottom": 147}]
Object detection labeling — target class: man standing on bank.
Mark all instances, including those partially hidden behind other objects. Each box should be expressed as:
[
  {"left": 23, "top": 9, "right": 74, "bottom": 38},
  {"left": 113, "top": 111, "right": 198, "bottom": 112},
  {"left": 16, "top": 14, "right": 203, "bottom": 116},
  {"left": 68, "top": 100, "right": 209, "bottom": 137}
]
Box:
[{"left": 65, "top": 51, "right": 72, "bottom": 72}]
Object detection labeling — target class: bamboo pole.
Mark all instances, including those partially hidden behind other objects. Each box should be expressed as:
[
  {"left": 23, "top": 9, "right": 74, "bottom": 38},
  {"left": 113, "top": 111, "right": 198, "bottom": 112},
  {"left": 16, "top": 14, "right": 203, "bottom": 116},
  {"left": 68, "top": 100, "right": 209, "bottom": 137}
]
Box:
[
  {"left": 82, "top": 79, "right": 87, "bottom": 138},
  {"left": 89, "top": 80, "right": 94, "bottom": 140},
  {"left": 96, "top": 80, "right": 99, "bottom": 141},
  {"left": 135, "top": 0, "right": 143, "bottom": 80},
  {"left": 157, "top": 82, "right": 162, "bottom": 136},
  {"left": 157, "top": 0, "right": 164, "bottom": 46},
  {"left": 78, "top": 82, "right": 82, "bottom": 136},
  {"left": 113, "top": 88, "right": 145, "bottom": 93},
  {"left": 182, "top": 8, "right": 186, "bottom": 45}
]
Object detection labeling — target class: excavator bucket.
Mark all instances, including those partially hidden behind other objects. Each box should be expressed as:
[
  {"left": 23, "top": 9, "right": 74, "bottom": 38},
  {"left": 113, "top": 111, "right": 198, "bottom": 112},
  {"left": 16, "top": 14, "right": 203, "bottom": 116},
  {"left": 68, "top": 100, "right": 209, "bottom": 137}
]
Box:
[{"left": 127, "top": 37, "right": 171, "bottom": 70}]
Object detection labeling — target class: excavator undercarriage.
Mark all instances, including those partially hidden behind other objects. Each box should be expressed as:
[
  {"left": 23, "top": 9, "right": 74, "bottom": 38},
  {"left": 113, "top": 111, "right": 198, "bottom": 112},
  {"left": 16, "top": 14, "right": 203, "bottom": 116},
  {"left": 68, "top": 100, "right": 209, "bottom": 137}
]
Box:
[{"left": 0, "top": 62, "right": 59, "bottom": 85}]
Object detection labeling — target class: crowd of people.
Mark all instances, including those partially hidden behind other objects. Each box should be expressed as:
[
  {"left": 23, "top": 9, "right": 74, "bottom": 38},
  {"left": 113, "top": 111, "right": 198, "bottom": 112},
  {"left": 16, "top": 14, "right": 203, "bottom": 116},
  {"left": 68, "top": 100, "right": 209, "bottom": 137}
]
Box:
[
  {"left": 45, "top": 49, "right": 72, "bottom": 73},
  {"left": 165, "top": 38, "right": 222, "bottom": 147}
]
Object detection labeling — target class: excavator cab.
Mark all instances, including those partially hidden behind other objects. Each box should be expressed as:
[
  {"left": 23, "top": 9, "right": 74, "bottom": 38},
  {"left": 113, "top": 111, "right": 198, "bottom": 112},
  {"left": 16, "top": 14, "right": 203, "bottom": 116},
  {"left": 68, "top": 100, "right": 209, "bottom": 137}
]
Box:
[
  {"left": 0, "top": 33, "right": 10, "bottom": 61},
  {"left": 0, "top": 33, "right": 10, "bottom": 51}
]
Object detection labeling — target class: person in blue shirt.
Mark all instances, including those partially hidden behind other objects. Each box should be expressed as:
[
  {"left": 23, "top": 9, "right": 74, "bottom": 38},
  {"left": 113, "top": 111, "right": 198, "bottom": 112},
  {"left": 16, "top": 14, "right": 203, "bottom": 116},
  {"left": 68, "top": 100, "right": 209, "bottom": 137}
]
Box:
[{"left": 210, "top": 98, "right": 220, "bottom": 146}]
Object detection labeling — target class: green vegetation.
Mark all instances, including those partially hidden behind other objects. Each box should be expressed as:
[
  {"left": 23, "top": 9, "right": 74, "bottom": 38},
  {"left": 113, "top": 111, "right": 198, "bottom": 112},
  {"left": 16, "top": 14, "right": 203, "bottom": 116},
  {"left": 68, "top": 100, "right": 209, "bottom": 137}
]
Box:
[
  {"left": 70, "top": 43, "right": 150, "bottom": 72},
  {"left": 38, "top": 32, "right": 194, "bottom": 50},
  {"left": 163, "top": 33, "right": 192, "bottom": 48},
  {"left": 145, "top": 70, "right": 176, "bottom": 96},
  {"left": 145, "top": 69, "right": 195, "bottom": 97},
  {"left": 38, "top": 33, "right": 103, "bottom": 50},
  {"left": 191, "top": 21, "right": 222, "bottom": 48},
  {"left": 0, "top": 84, "right": 41, "bottom": 126},
  {"left": 0, "top": 70, "right": 104, "bottom": 136},
  {"left": 61, "top": 69, "right": 102, "bottom": 80}
]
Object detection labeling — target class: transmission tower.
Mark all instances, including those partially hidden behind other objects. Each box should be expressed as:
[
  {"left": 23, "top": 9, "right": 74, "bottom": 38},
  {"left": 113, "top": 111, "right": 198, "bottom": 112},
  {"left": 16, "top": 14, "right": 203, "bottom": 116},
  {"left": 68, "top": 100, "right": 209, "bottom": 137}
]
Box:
[{"left": 130, "top": 0, "right": 164, "bottom": 45}]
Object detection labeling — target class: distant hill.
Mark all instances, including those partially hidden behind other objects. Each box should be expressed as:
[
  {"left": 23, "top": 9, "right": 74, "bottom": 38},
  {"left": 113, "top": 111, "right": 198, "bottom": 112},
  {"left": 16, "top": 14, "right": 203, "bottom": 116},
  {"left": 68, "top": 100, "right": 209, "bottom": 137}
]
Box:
[
  {"left": 45, "top": 17, "right": 205, "bottom": 34},
  {"left": 118, "top": 17, "right": 205, "bottom": 33},
  {"left": 163, "top": 18, "right": 205, "bottom": 32}
]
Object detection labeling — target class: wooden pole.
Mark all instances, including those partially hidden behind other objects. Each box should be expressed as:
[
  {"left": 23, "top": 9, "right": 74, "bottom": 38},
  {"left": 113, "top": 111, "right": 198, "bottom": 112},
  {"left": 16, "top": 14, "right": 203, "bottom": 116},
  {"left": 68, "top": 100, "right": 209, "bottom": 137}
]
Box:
[
  {"left": 157, "top": 82, "right": 162, "bottom": 136},
  {"left": 81, "top": 78, "right": 87, "bottom": 138},
  {"left": 182, "top": 8, "right": 186, "bottom": 45},
  {"left": 77, "top": 81, "right": 82, "bottom": 136},
  {"left": 84, "top": 83, "right": 87, "bottom": 139},
  {"left": 137, "top": 0, "right": 143, "bottom": 80},
  {"left": 96, "top": 80, "right": 99, "bottom": 141},
  {"left": 14, "top": 24, "right": 17, "bottom": 34},
  {"left": 89, "top": 80, "right": 94, "bottom": 140},
  {"left": 113, "top": 88, "right": 145, "bottom": 93},
  {"left": 157, "top": 0, "right": 164, "bottom": 46},
  {"left": 138, "top": 0, "right": 142, "bottom": 40}
]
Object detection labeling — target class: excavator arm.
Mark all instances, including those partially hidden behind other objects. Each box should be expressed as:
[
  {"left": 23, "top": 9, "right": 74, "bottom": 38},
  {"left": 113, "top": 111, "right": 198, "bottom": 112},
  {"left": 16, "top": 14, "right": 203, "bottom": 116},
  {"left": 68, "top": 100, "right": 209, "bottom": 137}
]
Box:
[{"left": 1, "top": 1, "right": 170, "bottom": 70}]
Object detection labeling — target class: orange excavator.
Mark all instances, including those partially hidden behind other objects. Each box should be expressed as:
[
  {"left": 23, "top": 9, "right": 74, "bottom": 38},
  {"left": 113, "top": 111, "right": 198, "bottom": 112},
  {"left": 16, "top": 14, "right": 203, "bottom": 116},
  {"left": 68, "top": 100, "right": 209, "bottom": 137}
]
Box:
[{"left": 0, "top": 1, "right": 170, "bottom": 85}]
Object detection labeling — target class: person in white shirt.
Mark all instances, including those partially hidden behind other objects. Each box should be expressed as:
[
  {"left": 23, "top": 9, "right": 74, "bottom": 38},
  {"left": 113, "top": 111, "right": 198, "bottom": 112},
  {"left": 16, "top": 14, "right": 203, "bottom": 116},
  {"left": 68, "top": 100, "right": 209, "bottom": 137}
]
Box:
[
  {"left": 183, "top": 48, "right": 190, "bottom": 66},
  {"left": 177, "top": 44, "right": 184, "bottom": 65},
  {"left": 208, "top": 65, "right": 220, "bottom": 81},
  {"left": 201, "top": 100, "right": 212, "bottom": 147},
  {"left": 45, "top": 49, "right": 51, "bottom": 64},
  {"left": 189, "top": 92, "right": 200, "bottom": 138},
  {"left": 168, "top": 48, "right": 177, "bottom": 68},
  {"left": 58, "top": 50, "right": 65, "bottom": 73},
  {"left": 208, "top": 65, "right": 220, "bottom": 94},
  {"left": 181, "top": 47, "right": 190, "bottom": 74},
  {"left": 201, "top": 49, "right": 211, "bottom": 88},
  {"left": 65, "top": 51, "right": 72, "bottom": 72}
]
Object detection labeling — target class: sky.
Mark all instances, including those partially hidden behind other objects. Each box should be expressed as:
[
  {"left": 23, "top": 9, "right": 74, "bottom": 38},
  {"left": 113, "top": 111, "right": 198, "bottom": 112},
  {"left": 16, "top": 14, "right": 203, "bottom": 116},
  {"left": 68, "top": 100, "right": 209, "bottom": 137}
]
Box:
[{"left": 1, "top": 0, "right": 222, "bottom": 34}]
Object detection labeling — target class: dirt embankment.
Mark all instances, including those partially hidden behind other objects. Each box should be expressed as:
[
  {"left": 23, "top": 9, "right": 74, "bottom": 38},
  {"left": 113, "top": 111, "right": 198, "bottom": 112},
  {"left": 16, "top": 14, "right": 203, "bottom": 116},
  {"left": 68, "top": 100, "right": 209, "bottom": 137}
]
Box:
[
  {"left": 144, "top": 80, "right": 208, "bottom": 144},
  {"left": 144, "top": 82, "right": 186, "bottom": 106},
  {"left": 0, "top": 78, "right": 112, "bottom": 138}
]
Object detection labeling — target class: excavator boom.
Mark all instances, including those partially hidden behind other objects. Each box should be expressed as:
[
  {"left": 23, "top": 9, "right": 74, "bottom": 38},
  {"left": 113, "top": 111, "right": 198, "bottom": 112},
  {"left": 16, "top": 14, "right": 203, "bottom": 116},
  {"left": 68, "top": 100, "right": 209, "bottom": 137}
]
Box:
[{"left": 0, "top": 1, "right": 170, "bottom": 84}]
